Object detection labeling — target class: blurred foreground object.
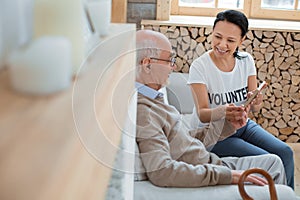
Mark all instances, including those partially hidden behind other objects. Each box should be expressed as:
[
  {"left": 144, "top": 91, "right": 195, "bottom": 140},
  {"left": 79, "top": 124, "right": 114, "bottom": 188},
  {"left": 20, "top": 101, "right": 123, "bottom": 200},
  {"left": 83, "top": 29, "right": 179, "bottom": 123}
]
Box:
[{"left": 8, "top": 37, "right": 72, "bottom": 95}]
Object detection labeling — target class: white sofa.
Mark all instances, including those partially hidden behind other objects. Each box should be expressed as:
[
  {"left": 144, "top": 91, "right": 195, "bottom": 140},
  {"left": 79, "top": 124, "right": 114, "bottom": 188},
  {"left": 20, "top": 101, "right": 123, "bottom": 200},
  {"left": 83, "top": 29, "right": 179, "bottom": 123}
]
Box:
[{"left": 134, "top": 72, "right": 299, "bottom": 200}]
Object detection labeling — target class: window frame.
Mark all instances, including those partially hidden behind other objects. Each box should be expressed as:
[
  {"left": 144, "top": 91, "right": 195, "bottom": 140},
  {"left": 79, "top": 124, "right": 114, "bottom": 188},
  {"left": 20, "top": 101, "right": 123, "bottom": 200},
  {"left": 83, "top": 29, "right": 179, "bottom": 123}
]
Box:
[{"left": 171, "top": 0, "right": 300, "bottom": 21}]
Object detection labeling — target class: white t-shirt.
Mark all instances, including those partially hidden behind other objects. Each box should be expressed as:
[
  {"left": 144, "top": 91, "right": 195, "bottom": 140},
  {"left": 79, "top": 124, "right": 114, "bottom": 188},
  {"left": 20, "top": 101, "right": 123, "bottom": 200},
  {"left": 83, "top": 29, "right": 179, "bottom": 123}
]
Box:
[{"left": 187, "top": 51, "right": 256, "bottom": 128}]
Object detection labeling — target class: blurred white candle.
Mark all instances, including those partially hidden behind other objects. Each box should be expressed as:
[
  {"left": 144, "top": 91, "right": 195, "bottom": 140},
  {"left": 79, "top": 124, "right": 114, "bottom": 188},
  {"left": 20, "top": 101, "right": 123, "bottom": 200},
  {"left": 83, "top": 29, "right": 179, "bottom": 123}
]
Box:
[
  {"left": 33, "top": 0, "right": 85, "bottom": 74},
  {"left": 87, "top": 0, "right": 112, "bottom": 37},
  {"left": 1, "top": 0, "right": 33, "bottom": 69},
  {"left": 8, "top": 37, "right": 72, "bottom": 95}
]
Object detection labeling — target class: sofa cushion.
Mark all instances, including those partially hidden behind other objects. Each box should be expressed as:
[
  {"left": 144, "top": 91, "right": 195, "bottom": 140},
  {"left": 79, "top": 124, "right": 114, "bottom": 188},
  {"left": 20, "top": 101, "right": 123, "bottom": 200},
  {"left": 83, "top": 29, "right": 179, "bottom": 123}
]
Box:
[
  {"left": 166, "top": 72, "right": 194, "bottom": 114},
  {"left": 134, "top": 181, "right": 299, "bottom": 200}
]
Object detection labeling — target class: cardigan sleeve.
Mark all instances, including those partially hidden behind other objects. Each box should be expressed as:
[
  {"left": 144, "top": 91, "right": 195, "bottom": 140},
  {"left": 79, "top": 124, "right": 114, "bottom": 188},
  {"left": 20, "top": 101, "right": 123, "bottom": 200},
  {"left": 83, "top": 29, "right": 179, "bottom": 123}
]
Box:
[
  {"left": 189, "top": 119, "right": 236, "bottom": 148},
  {"left": 136, "top": 102, "right": 232, "bottom": 187}
]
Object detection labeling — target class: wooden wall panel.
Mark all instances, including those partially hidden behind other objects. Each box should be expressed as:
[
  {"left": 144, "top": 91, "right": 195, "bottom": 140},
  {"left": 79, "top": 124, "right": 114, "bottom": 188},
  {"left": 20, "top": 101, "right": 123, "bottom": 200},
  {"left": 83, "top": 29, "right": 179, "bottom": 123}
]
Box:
[
  {"left": 112, "top": 0, "right": 127, "bottom": 23},
  {"left": 156, "top": 0, "right": 170, "bottom": 20}
]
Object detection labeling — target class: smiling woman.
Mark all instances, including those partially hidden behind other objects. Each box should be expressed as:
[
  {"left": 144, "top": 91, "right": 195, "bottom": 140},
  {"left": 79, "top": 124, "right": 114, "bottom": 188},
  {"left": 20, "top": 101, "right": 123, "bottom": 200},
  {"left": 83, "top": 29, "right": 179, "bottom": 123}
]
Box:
[{"left": 187, "top": 9, "right": 295, "bottom": 190}]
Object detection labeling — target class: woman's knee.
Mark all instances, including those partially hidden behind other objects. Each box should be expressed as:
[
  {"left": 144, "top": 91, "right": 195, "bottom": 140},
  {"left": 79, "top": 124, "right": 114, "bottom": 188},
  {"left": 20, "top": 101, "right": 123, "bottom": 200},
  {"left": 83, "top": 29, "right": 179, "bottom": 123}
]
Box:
[
  {"left": 277, "top": 145, "right": 294, "bottom": 163},
  {"left": 285, "top": 145, "right": 293, "bottom": 157}
]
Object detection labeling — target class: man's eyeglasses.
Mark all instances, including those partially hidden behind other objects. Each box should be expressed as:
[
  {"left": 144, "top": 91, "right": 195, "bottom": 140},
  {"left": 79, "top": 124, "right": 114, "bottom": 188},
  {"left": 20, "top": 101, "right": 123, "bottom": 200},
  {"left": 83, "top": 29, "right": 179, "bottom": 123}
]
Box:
[{"left": 149, "top": 57, "right": 176, "bottom": 67}]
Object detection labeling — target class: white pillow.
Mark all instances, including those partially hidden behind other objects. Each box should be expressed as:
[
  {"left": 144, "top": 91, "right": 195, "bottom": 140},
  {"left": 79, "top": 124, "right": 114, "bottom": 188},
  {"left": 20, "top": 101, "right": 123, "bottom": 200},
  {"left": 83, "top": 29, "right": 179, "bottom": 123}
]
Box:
[{"left": 166, "top": 73, "right": 194, "bottom": 114}]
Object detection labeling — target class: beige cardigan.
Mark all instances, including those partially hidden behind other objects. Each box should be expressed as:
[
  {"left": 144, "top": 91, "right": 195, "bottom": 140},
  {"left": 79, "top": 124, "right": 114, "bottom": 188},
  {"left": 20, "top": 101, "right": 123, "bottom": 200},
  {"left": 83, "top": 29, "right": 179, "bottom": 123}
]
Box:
[{"left": 136, "top": 93, "right": 237, "bottom": 187}]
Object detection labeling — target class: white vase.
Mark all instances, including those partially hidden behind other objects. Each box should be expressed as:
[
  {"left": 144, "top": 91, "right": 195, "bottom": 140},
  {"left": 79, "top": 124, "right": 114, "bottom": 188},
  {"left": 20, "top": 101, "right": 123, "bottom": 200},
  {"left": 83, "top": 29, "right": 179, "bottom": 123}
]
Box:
[{"left": 8, "top": 37, "right": 72, "bottom": 95}]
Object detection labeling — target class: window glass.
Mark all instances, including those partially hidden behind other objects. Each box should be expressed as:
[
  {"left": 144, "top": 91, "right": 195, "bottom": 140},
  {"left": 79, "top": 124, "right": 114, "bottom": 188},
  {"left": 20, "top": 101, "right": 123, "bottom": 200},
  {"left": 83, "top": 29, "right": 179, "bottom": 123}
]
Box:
[
  {"left": 218, "top": 0, "right": 244, "bottom": 9},
  {"left": 179, "top": 0, "right": 215, "bottom": 8},
  {"left": 261, "top": 0, "right": 295, "bottom": 10},
  {"left": 174, "top": 0, "right": 300, "bottom": 21}
]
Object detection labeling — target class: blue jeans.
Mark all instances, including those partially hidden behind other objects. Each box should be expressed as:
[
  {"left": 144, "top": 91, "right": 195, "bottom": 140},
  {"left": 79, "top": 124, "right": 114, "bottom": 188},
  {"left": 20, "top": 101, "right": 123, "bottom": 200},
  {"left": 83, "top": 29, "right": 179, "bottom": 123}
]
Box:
[{"left": 210, "top": 119, "right": 294, "bottom": 189}]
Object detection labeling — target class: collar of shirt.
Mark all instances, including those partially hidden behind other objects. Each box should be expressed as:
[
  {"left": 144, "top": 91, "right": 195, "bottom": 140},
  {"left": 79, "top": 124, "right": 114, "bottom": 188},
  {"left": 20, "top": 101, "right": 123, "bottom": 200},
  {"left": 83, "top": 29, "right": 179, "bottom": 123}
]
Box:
[{"left": 135, "top": 82, "right": 164, "bottom": 99}]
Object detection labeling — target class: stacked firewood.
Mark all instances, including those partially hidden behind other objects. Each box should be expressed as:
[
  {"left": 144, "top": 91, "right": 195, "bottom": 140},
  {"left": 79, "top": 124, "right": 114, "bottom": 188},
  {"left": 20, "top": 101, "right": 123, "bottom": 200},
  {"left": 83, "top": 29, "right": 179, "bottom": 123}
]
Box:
[{"left": 143, "top": 24, "right": 300, "bottom": 143}]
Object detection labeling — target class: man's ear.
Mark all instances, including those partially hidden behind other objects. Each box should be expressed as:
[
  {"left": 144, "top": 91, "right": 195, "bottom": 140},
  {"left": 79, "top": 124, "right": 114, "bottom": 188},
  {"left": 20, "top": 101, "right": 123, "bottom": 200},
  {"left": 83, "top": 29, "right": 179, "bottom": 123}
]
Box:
[{"left": 141, "top": 57, "right": 151, "bottom": 73}]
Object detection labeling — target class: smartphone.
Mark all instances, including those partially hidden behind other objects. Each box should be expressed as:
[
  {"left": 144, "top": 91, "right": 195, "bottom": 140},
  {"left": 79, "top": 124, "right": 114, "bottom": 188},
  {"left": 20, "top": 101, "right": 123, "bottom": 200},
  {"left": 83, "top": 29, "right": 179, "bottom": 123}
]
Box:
[{"left": 243, "top": 81, "right": 268, "bottom": 107}]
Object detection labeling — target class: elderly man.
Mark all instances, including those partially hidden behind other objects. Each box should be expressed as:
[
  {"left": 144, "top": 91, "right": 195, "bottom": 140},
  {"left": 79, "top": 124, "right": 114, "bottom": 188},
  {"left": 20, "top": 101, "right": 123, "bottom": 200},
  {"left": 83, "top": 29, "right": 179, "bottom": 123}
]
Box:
[{"left": 135, "top": 29, "right": 286, "bottom": 187}]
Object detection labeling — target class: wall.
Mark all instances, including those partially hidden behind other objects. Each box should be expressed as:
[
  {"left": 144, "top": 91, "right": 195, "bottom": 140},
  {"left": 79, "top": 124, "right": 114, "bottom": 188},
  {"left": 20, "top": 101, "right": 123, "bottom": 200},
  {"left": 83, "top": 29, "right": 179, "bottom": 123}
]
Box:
[
  {"left": 142, "top": 22, "right": 300, "bottom": 143},
  {"left": 127, "top": 0, "right": 156, "bottom": 29}
]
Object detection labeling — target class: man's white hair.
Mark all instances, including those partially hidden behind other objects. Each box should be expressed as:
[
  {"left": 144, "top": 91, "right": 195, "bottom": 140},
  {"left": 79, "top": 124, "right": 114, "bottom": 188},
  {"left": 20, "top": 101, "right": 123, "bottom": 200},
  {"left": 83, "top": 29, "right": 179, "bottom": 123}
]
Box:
[
  {"left": 136, "top": 39, "right": 161, "bottom": 65},
  {"left": 136, "top": 30, "right": 170, "bottom": 79}
]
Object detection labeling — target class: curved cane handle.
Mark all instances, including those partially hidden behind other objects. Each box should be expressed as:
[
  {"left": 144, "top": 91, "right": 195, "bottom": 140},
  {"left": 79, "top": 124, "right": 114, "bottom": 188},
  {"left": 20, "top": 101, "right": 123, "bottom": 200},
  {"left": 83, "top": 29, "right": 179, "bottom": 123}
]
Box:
[{"left": 238, "top": 168, "right": 278, "bottom": 200}]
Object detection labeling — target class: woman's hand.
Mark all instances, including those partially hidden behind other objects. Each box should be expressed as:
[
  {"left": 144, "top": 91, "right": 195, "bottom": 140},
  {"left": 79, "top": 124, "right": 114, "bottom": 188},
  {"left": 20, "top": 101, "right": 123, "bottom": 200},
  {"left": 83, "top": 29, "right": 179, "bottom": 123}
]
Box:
[
  {"left": 247, "top": 91, "right": 263, "bottom": 112},
  {"left": 231, "top": 170, "right": 268, "bottom": 186},
  {"left": 247, "top": 90, "right": 263, "bottom": 106}
]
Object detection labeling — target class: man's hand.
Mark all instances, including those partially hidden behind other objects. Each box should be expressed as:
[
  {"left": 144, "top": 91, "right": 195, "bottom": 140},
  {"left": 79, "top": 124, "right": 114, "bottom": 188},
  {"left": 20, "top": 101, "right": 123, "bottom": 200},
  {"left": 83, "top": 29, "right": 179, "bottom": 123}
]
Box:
[
  {"left": 226, "top": 104, "right": 248, "bottom": 129},
  {"left": 231, "top": 170, "right": 268, "bottom": 186}
]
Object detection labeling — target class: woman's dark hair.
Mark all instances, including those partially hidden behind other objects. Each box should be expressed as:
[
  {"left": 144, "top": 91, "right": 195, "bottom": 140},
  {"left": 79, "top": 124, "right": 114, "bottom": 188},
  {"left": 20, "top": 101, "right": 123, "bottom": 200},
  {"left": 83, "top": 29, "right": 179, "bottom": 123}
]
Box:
[{"left": 213, "top": 10, "right": 249, "bottom": 59}]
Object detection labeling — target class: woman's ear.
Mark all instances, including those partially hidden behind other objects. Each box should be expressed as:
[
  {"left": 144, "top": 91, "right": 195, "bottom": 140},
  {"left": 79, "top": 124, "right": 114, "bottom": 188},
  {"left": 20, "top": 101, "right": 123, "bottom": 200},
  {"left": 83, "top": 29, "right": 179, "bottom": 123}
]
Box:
[{"left": 239, "top": 35, "right": 246, "bottom": 45}]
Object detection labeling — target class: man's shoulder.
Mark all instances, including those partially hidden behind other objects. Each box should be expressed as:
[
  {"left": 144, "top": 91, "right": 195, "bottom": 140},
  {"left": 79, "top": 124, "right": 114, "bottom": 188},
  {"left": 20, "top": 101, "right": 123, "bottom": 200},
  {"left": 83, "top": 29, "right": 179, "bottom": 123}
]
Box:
[
  {"left": 137, "top": 94, "right": 161, "bottom": 113},
  {"left": 137, "top": 93, "right": 164, "bottom": 105},
  {"left": 137, "top": 93, "right": 174, "bottom": 115}
]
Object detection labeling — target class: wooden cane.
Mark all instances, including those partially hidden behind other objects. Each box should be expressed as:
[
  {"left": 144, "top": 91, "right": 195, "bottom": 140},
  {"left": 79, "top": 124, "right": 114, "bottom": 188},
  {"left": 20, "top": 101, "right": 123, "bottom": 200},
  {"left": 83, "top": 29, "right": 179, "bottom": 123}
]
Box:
[{"left": 238, "top": 168, "right": 278, "bottom": 200}]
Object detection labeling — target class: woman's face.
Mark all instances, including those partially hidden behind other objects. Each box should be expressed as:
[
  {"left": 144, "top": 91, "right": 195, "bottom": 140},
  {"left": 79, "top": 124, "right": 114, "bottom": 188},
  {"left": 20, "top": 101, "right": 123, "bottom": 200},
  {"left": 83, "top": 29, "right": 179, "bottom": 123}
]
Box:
[{"left": 211, "top": 20, "right": 244, "bottom": 59}]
